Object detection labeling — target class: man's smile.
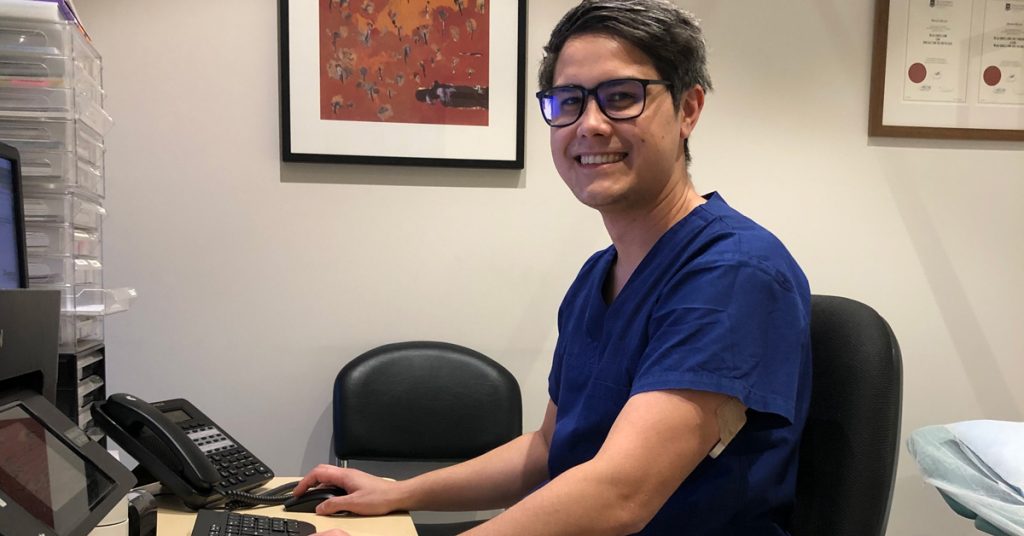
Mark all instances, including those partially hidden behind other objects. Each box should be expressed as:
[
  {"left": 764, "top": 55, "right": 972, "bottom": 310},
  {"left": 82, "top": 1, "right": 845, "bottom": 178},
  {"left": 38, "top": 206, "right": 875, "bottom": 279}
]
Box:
[{"left": 575, "top": 152, "right": 628, "bottom": 165}]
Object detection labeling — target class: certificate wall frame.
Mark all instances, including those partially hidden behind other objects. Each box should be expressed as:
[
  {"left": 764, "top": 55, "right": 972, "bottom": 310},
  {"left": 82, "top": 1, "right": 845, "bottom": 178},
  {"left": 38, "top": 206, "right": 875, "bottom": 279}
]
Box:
[
  {"left": 279, "top": 0, "right": 527, "bottom": 169},
  {"left": 869, "top": 0, "right": 1024, "bottom": 141}
]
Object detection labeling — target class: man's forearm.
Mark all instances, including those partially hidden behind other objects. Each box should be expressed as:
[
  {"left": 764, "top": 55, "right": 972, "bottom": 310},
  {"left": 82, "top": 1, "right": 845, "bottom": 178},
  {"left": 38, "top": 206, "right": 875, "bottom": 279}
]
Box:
[
  {"left": 395, "top": 429, "right": 552, "bottom": 512},
  {"left": 460, "top": 455, "right": 651, "bottom": 536}
]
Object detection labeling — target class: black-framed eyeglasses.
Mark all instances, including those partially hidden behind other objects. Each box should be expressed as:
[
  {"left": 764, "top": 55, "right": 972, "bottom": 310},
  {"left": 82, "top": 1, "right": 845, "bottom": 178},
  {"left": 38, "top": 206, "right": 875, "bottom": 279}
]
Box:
[{"left": 535, "top": 78, "right": 672, "bottom": 127}]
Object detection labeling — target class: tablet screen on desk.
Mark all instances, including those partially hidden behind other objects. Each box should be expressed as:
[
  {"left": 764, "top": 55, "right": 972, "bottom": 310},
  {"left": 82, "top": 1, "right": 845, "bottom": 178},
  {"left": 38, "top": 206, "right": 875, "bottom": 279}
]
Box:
[
  {"left": 0, "top": 403, "right": 117, "bottom": 533},
  {"left": 0, "top": 391, "right": 134, "bottom": 536}
]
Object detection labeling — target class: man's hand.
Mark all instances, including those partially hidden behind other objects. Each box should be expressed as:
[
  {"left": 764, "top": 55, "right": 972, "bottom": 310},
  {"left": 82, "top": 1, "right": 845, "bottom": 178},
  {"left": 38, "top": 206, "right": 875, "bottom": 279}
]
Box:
[
  {"left": 294, "top": 465, "right": 406, "bottom": 516},
  {"left": 294, "top": 402, "right": 556, "bottom": 519}
]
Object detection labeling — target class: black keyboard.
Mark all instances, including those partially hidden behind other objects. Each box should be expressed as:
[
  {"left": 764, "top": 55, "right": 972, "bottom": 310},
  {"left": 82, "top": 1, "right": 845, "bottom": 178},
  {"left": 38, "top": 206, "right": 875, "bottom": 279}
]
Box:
[{"left": 191, "top": 509, "right": 317, "bottom": 536}]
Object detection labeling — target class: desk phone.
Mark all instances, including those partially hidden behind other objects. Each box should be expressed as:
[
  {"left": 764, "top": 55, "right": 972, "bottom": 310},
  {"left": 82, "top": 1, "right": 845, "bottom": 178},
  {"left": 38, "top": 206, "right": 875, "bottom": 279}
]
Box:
[{"left": 94, "top": 393, "right": 275, "bottom": 510}]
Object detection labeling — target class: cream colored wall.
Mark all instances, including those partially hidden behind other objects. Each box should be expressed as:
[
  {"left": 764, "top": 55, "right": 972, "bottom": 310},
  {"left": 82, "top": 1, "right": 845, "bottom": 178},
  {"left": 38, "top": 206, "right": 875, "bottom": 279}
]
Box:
[{"left": 77, "top": 1, "right": 1022, "bottom": 534}]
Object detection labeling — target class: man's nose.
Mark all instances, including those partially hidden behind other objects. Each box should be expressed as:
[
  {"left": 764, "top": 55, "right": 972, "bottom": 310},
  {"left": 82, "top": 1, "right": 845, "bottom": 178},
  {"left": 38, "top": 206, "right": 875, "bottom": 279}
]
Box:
[{"left": 576, "top": 95, "right": 611, "bottom": 135}]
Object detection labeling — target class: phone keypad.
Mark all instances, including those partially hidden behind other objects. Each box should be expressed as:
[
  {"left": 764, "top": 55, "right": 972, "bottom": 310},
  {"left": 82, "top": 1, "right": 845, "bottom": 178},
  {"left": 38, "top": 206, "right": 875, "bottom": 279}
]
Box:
[
  {"left": 209, "top": 448, "right": 272, "bottom": 489},
  {"left": 181, "top": 423, "right": 273, "bottom": 490}
]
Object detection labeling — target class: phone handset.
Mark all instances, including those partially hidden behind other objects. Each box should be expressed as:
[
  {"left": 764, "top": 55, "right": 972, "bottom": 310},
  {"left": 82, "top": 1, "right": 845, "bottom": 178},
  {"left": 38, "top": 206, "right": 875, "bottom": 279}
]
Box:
[{"left": 94, "top": 393, "right": 220, "bottom": 495}]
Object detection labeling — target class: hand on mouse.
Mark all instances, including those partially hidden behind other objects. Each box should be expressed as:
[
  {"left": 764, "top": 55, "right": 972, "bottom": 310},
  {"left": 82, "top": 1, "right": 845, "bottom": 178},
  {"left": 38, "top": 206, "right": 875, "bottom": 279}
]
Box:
[{"left": 295, "top": 464, "right": 407, "bottom": 516}]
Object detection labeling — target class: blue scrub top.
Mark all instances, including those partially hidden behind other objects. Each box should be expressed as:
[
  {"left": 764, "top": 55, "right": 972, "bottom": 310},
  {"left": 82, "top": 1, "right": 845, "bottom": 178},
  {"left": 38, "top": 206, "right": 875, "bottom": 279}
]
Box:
[{"left": 547, "top": 192, "right": 811, "bottom": 535}]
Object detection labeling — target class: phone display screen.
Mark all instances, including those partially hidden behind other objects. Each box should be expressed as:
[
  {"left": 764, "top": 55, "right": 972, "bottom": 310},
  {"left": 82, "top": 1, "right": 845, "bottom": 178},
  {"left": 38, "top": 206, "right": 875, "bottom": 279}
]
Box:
[
  {"left": 162, "top": 408, "right": 192, "bottom": 424},
  {"left": 0, "top": 404, "right": 116, "bottom": 534}
]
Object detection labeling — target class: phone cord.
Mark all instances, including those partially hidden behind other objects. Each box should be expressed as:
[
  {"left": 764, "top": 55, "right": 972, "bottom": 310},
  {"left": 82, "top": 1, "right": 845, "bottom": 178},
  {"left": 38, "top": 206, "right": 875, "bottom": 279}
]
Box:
[{"left": 220, "top": 480, "right": 301, "bottom": 508}]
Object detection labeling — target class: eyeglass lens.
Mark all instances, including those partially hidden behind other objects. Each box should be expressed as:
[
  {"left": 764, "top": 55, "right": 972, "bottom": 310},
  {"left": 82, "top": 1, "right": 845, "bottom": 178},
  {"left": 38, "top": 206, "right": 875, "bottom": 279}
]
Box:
[{"left": 540, "top": 79, "right": 650, "bottom": 126}]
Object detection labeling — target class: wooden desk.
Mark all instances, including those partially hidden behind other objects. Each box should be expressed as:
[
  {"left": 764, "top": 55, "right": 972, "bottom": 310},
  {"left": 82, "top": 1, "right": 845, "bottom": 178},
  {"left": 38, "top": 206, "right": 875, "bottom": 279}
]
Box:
[{"left": 155, "top": 478, "right": 418, "bottom": 536}]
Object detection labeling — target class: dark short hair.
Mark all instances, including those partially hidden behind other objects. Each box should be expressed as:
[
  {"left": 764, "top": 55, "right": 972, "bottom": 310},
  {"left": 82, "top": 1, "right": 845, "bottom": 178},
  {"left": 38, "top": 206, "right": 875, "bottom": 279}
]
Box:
[{"left": 538, "top": 0, "right": 712, "bottom": 163}]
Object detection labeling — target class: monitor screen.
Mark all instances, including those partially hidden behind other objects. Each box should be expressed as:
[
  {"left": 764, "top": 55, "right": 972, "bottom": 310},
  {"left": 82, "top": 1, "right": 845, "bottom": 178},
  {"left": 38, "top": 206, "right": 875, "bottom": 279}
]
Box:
[
  {"left": 0, "top": 391, "right": 135, "bottom": 536},
  {"left": 0, "top": 155, "right": 23, "bottom": 288},
  {"left": 0, "top": 157, "right": 19, "bottom": 286}
]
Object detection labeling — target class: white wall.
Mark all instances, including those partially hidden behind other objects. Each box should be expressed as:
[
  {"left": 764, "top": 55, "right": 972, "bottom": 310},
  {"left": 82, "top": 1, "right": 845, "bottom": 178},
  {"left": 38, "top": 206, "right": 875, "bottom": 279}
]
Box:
[{"left": 76, "top": 1, "right": 1023, "bottom": 534}]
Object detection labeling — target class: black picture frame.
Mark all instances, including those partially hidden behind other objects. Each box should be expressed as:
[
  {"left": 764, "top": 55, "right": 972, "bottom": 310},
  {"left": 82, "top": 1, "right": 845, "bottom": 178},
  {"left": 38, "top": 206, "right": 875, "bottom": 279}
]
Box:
[{"left": 279, "top": 0, "right": 526, "bottom": 169}]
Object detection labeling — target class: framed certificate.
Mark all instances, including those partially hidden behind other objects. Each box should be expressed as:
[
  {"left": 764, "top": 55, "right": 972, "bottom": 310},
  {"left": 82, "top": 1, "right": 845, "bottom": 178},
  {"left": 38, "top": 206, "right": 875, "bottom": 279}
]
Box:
[{"left": 869, "top": 0, "right": 1024, "bottom": 140}]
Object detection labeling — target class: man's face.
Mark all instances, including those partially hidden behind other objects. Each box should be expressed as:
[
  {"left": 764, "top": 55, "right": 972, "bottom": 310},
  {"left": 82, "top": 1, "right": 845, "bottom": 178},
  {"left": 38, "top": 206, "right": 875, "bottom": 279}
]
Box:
[{"left": 549, "top": 34, "right": 697, "bottom": 213}]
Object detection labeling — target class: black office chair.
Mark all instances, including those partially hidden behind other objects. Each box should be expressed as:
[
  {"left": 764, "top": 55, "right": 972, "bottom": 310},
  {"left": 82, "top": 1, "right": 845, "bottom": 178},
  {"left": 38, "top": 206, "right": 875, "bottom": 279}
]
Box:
[
  {"left": 791, "top": 295, "right": 903, "bottom": 536},
  {"left": 333, "top": 341, "right": 522, "bottom": 536}
]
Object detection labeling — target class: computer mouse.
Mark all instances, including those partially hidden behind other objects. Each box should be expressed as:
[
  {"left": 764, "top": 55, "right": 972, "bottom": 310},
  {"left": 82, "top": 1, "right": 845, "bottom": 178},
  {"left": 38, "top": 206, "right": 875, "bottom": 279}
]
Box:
[{"left": 282, "top": 486, "right": 348, "bottom": 513}]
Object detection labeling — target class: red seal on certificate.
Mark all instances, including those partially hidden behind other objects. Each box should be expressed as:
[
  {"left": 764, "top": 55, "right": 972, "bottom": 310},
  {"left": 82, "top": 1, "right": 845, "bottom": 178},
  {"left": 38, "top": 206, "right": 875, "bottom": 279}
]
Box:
[
  {"left": 908, "top": 63, "right": 927, "bottom": 84},
  {"left": 983, "top": 66, "right": 1002, "bottom": 87}
]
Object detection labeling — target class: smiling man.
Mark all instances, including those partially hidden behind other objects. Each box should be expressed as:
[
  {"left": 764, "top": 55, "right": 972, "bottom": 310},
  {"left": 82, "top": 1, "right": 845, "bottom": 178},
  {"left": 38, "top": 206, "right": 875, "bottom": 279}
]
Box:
[{"left": 296, "top": 2, "right": 811, "bottom": 535}]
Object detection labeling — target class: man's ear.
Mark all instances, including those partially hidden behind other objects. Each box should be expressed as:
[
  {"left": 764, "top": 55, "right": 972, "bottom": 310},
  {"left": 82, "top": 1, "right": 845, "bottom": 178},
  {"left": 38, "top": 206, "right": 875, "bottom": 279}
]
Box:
[{"left": 679, "top": 85, "right": 705, "bottom": 140}]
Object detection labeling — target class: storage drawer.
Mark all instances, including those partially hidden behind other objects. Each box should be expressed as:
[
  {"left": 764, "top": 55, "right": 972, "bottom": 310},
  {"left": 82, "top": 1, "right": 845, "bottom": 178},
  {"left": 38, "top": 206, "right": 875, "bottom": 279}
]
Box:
[
  {"left": 0, "top": 117, "right": 104, "bottom": 166},
  {"left": 0, "top": 21, "right": 70, "bottom": 56},
  {"left": 0, "top": 20, "right": 101, "bottom": 81},
  {"left": 55, "top": 379, "right": 106, "bottom": 431},
  {"left": 25, "top": 223, "right": 70, "bottom": 255},
  {"left": 56, "top": 374, "right": 105, "bottom": 415},
  {"left": 0, "top": 86, "right": 73, "bottom": 113},
  {"left": 57, "top": 348, "right": 104, "bottom": 384},
  {"left": 27, "top": 254, "right": 73, "bottom": 284},
  {"left": 27, "top": 255, "right": 101, "bottom": 285},
  {"left": 77, "top": 374, "right": 103, "bottom": 398},
  {"left": 25, "top": 224, "right": 101, "bottom": 257},
  {"left": 0, "top": 53, "right": 73, "bottom": 80},
  {"left": 22, "top": 192, "right": 104, "bottom": 229},
  {"left": 60, "top": 313, "right": 104, "bottom": 352},
  {"left": 20, "top": 150, "right": 104, "bottom": 198}
]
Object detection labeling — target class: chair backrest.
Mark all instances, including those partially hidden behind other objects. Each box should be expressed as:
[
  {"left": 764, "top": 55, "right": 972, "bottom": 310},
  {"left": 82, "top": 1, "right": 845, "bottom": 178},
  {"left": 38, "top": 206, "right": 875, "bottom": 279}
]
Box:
[
  {"left": 791, "top": 295, "right": 903, "bottom": 536},
  {"left": 333, "top": 341, "right": 522, "bottom": 462}
]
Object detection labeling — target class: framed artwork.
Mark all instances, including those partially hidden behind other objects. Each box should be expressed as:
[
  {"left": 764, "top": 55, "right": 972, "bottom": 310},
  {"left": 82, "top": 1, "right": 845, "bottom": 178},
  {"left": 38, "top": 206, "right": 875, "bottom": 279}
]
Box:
[
  {"left": 279, "top": 0, "right": 526, "bottom": 168},
  {"left": 869, "top": 0, "right": 1024, "bottom": 141}
]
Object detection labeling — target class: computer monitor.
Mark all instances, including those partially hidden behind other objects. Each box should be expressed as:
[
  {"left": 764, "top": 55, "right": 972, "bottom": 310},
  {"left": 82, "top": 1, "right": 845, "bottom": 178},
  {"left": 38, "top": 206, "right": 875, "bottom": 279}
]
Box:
[
  {"left": 0, "top": 141, "right": 28, "bottom": 289},
  {"left": 0, "top": 388, "right": 135, "bottom": 536}
]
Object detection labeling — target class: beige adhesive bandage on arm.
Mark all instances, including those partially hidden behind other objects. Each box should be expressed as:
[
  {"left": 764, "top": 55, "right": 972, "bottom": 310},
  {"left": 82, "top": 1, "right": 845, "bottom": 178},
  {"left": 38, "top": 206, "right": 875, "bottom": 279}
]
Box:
[{"left": 709, "top": 397, "right": 747, "bottom": 459}]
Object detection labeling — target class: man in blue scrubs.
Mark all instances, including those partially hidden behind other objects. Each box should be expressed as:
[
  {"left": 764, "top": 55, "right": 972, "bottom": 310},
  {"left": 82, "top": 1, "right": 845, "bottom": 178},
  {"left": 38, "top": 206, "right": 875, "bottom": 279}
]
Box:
[{"left": 297, "top": 1, "right": 811, "bottom": 534}]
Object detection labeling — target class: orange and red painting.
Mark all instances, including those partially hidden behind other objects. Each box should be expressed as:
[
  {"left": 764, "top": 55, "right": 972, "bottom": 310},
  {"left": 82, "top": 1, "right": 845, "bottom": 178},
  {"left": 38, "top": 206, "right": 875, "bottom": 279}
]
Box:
[{"left": 319, "top": 0, "right": 491, "bottom": 126}]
